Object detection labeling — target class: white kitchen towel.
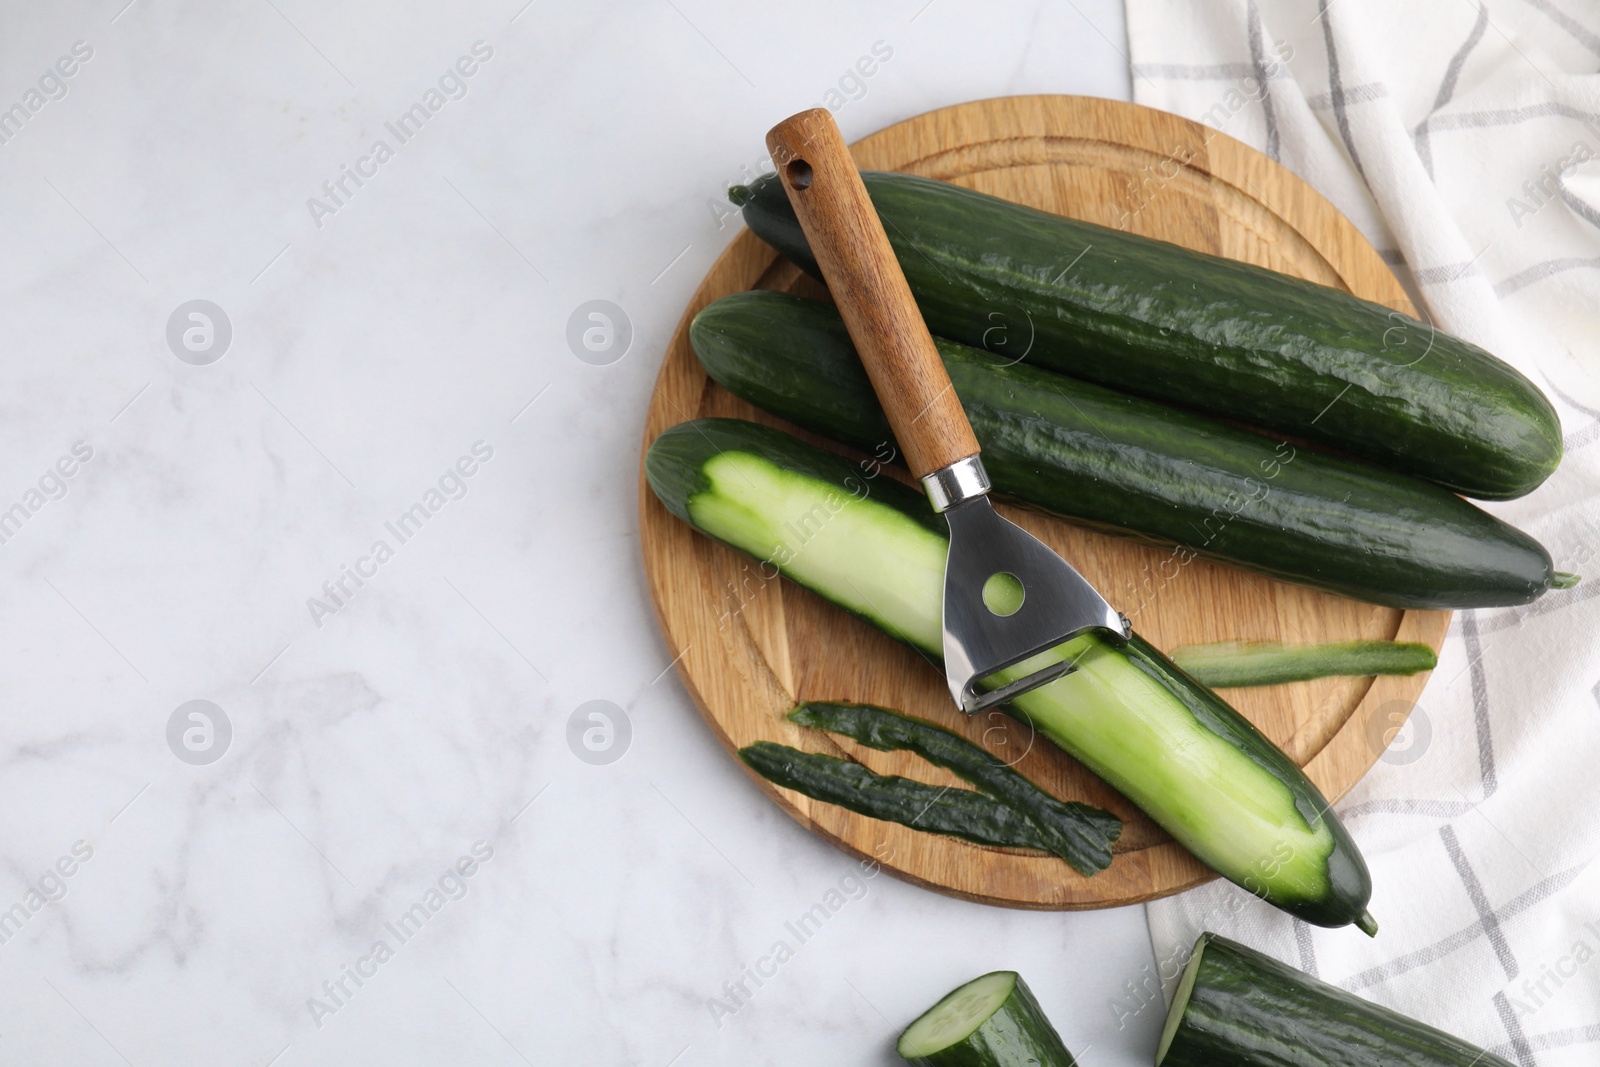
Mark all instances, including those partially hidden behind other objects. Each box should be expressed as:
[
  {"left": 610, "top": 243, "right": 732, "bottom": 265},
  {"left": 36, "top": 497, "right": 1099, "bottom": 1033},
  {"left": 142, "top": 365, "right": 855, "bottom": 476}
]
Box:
[{"left": 1124, "top": 2, "right": 1600, "bottom": 1063}]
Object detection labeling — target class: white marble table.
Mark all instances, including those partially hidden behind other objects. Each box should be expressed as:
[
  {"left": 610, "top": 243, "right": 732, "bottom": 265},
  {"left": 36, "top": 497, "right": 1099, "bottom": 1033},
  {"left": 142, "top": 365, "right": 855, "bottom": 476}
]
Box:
[{"left": 0, "top": 1, "right": 1159, "bottom": 1062}]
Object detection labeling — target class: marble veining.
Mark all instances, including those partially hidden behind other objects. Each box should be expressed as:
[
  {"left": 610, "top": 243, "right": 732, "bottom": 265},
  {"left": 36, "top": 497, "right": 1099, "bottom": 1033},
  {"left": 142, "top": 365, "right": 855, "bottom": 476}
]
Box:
[{"left": 0, "top": 1, "right": 1148, "bottom": 1063}]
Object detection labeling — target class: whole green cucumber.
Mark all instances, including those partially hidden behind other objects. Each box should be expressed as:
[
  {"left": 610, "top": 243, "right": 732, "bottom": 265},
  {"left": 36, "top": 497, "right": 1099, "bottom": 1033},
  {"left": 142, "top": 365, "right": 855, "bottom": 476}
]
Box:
[
  {"left": 691, "top": 290, "right": 1570, "bottom": 609},
  {"left": 898, "top": 970, "right": 1078, "bottom": 1066},
  {"left": 1158, "top": 933, "right": 1514, "bottom": 1066},
  {"left": 646, "top": 417, "right": 1374, "bottom": 929},
  {"left": 730, "top": 171, "right": 1562, "bottom": 500}
]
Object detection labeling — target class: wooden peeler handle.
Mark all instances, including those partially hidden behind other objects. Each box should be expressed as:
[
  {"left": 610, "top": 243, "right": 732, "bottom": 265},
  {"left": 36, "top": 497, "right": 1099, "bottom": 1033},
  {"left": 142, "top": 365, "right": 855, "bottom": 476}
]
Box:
[{"left": 765, "top": 109, "right": 979, "bottom": 480}]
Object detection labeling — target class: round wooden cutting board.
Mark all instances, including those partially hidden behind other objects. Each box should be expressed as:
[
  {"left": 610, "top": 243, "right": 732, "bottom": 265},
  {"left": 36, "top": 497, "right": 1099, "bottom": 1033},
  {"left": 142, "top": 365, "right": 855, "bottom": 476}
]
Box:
[{"left": 638, "top": 95, "right": 1449, "bottom": 909}]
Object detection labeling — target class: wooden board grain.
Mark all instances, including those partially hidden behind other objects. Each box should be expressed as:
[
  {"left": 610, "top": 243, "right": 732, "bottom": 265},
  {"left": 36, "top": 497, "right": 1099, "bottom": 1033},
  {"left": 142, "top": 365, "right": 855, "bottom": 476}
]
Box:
[{"left": 638, "top": 95, "right": 1448, "bottom": 909}]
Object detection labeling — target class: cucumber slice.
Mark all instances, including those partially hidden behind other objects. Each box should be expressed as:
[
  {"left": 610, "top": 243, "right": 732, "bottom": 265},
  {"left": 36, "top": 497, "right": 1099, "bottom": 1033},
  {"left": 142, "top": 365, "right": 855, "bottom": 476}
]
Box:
[
  {"left": 646, "top": 418, "right": 1374, "bottom": 928},
  {"left": 1170, "top": 640, "right": 1438, "bottom": 688},
  {"left": 1158, "top": 933, "right": 1515, "bottom": 1066},
  {"left": 898, "top": 971, "right": 1078, "bottom": 1066}
]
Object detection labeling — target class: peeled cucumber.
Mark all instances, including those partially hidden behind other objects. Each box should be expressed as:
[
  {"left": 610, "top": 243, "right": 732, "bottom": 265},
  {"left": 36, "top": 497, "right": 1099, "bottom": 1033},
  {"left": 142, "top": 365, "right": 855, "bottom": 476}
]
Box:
[{"left": 646, "top": 417, "right": 1375, "bottom": 929}]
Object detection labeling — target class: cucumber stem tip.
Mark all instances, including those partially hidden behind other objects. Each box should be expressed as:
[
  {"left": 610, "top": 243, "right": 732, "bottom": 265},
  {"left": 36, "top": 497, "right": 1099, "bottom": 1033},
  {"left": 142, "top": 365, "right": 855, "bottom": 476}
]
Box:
[
  {"left": 727, "top": 184, "right": 752, "bottom": 206},
  {"left": 1355, "top": 910, "right": 1379, "bottom": 938},
  {"left": 1553, "top": 571, "right": 1581, "bottom": 589}
]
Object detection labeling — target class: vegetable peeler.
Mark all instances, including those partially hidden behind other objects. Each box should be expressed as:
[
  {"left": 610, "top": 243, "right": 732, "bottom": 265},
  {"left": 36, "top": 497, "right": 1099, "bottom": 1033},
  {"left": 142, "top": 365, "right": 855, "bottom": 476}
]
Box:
[{"left": 765, "top": 109, "right": 1128, "bottom": 714}]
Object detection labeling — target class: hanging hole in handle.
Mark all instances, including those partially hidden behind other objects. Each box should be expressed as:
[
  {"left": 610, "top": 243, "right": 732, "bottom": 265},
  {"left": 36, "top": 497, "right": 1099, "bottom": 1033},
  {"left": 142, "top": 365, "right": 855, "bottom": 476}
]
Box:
[
  {"left": 982, "top": 572, "right": 1025, "bottom": 617},
  {"left": 785, "top": 158, "right": 813, "bottom": 190}
]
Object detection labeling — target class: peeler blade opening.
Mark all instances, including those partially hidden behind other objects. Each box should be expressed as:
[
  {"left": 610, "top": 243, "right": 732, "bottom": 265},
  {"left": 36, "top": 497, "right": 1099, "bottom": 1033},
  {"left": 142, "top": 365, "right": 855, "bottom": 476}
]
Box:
[{"left": 956, "top": 628, "right": 1123, "bottom": 714}]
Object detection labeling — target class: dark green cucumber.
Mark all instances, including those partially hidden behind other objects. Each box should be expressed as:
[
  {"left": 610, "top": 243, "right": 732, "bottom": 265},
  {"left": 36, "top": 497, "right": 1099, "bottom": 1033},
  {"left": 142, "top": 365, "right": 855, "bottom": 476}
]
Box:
[
  {"left": 739, "top": 742, "right": 1084, "bottom": 858},
  {"left": 898, "top": 971, "right": 1077, "bottom": 1067},
  {"left": 646, "top": 417, "right": 1374, "bottom": 929},
  {"left": 788, "top": 702, "right": 1120, "bottom": 873},
  {"left": 1171, "top": 639, "right": 1438, "bottom": 688},
  {"left": 731, "top": 171, "right": 1561, "bottom": 500},
  {"left": 691, "top": 289, "right": 1569, "bottom": 610},
  {"left": 1158, "top": 933, "right": 1514, "bottom": 1066}
]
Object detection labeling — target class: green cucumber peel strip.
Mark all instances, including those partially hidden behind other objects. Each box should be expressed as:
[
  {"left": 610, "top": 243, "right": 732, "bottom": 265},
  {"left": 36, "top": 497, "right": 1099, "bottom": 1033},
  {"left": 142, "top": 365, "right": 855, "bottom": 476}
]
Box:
[
  {"left": 738, "top": 742, "right": 1085, "bottom": 860},
  {"left": 645, "top": 418, "right": 1373, "bottom": 928},
  {"left": 1171, "top": 640, "right": 1439, "bottom": 688},
  {"left": 789, "top": 702, "right": 1119, "bottom": 875}
]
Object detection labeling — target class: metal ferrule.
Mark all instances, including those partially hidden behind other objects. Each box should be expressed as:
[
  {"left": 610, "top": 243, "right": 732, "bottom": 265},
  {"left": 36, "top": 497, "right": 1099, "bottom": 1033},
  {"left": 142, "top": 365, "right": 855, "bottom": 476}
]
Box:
[{"left": 922, "top": 455, "right": 990, "bottom": 513}]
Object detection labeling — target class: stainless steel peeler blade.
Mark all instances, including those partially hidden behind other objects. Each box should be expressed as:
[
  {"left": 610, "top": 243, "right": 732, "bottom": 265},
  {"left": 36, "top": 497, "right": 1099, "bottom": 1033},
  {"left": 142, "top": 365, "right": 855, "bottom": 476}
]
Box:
[{"left": 929, "top": 456, "right": 1127, "bottom": 713}]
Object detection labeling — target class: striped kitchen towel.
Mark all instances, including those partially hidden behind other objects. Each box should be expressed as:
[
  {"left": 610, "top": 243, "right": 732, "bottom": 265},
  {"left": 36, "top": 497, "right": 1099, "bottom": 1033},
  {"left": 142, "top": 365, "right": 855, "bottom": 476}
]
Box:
[{"left": 1124, "top": 1, "right": 1600, "bottom": 1063}]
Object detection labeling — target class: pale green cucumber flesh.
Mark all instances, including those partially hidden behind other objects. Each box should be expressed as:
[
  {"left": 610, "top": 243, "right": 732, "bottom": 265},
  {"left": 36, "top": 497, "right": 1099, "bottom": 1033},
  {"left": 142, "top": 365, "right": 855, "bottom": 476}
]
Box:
[
  {"left": 1155, "top": 940, "right": 1208, "bottom": 1064},
  {"left": 683, "top": 449, "right": 946, "bottom": 652},
  {"left": 897, "top": 971, "right": 1078, "bottom": 1066},
  {"left": 645, "top": 419, "right": 1372, "bottom": 927},
  {"left": 898, "top": 971, "right": 1018, "bottom": 1056}
]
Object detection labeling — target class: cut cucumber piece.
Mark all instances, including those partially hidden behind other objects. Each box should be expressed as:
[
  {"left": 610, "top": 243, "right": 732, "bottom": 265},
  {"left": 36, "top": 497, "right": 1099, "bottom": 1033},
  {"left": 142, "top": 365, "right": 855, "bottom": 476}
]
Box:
[
  {"left": 1158, "top": 933, "right": 1515, "bottom": 1066},
  {"left": 732, "top": 171, "right": 1561, "bottom": 500},
  {"left": 689, "top": 289, "right": 1566, "bottom": 610},
  {"left": 1156, "top": 944, "right": 1206, "bottom": 1064},
  {"left": 646, "top": 418, "right": 1374, "bottom": 928},
  {"left": 898, "top": 970, "right": 1077, "bottom": 1066},
  {"left": 1170, "top": 640, "right": 1438, "bottom": 688},
  {"left": 789, "top": 702, "right": 1119, "bottom": 875}
]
